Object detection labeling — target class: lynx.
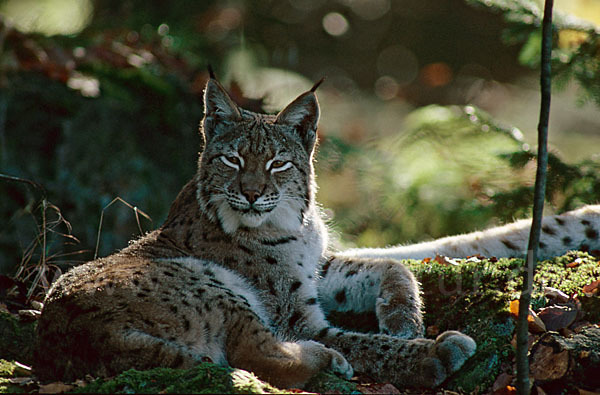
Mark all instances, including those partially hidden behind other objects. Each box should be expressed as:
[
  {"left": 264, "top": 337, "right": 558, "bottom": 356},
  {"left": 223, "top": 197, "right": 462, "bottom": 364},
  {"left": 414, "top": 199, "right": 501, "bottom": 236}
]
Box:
[{"left": 35, "top": 74, "right": 600, "bottom": 389}]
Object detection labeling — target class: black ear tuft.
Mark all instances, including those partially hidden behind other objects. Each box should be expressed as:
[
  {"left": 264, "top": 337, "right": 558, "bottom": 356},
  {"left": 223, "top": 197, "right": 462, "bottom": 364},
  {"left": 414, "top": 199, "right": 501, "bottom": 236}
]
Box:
[
  {"left": 310, "top": 77, "right": 325, "bottom": 92},
  {"left": 207, "top": 64, "right": 216, "bottom": 80}
]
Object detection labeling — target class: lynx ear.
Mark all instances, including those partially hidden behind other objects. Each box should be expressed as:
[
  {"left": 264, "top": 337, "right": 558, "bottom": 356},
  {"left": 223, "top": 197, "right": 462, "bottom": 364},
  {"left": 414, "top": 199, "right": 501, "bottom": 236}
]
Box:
[
  {"left": 202, "top": 78, "right": 241, "bottom": 141},
  {"left": 275, "top": 90, "right": 320, "bottom": 154}
]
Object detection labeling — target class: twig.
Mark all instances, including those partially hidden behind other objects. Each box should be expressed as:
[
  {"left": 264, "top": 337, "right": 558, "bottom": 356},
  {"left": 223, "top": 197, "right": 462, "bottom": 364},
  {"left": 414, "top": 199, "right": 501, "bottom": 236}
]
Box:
[
  {"left": 515, "top": 0, "right": 553, "bottom": 393},
  {"left": 94, "top": 197, "right": 152, "bottom": 259},
  {"left": 0, "top": 173, "right": 47, "bottom": 197}
]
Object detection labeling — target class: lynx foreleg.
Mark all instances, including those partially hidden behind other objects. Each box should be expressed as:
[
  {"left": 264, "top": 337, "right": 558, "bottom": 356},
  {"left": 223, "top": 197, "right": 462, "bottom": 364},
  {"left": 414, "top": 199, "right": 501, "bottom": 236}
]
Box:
[{"left": 317, "top": 255, "right": 424, "bottom": 338}]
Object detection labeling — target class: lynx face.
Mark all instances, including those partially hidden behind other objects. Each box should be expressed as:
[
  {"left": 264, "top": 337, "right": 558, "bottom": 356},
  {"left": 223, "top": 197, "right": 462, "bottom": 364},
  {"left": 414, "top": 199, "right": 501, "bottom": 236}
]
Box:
[{"left": 197, "top": 79, "right": 320, "bottom": 234}]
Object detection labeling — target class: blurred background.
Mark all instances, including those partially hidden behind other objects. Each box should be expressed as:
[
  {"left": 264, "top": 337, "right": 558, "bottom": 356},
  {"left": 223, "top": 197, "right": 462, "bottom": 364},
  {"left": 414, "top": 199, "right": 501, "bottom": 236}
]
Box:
[{"left": 0, "top": 0, "right": 599, "bottom": 290}]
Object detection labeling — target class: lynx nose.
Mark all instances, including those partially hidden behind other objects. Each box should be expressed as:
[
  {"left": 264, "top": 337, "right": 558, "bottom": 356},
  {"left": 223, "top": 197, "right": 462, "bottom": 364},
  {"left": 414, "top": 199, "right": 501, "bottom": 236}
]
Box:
[{"left": 243, "top": 189, "right": 261, "bottom": 204}]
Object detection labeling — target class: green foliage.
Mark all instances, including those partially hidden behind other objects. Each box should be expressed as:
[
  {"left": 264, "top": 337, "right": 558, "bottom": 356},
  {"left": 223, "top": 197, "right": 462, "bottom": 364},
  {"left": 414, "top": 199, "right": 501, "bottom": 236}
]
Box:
[
  {"left": 467, "top": 0, "right": 600, "bottom": 107},
  {"left": 319, "top": 104, "right": 600, "bottom": 249}
]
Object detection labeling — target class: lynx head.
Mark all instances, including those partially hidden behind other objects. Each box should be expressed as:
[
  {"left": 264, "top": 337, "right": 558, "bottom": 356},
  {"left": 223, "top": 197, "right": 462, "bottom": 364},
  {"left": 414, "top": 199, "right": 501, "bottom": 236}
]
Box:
[{"left": 197, "top": 76, "right": 321, "bottom": 234}]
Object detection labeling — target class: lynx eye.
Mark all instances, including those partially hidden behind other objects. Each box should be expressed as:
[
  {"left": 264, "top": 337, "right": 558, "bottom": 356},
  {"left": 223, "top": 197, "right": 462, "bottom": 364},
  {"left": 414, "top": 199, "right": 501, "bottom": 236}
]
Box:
[
  {"left": 267, "top": 158, "right": 292, "bottom": 173},
  {"left": 221, "top": 155, "right": 243, "bottom": 170}
]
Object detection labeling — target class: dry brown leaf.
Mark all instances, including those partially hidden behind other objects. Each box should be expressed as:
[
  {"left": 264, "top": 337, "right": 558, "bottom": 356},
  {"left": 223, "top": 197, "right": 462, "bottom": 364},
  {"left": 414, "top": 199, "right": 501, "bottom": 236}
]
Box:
[
  {"left": 537, "top": 304, "right": 578, "bottom": 331},
  {"left": 577, "top": 389, "right": 600, "bottom": 395},
  {"left": 567, "top": 258, "right": 585, "bottom": 268},
  {"left": 39, "top": 382, "right": 75, "bottom": 394},
  {"left": 543, "top": 287, "right": 570, "bottom": 304},
  {"left": 509, "top": 300, "right": 546, "bottom": 333},
  {"left": 582, "top": 280, "right": 600, "bottom": 296},
  {"left": 493, "top": 385, "right": 517, "bottom": 395},
  {"left": 509, "top": 299, "right": 519, "bottom": 317},
  {"left": 492, "top": 372, "right": 513, "bottom": 393},
  {"left": 530, "top": 341, "right": 569, "bottom": 381},
  {"left": 426, "top": 325, "right": 440, "bottom": 337},
  {"left": 434, "top": 254, "right": 459, "bottom": 266},
  {"left": 356, "top": 383, "right": 401, "bottom": 394},
  {"left": 528, "top": 309, "right": 547, "bottom": 333},
  {"left": 13, "top": 361, "right": 32, "bottom": 376},
  {"left": 8, "top": 377, "right": 35, "bottom": 385}
]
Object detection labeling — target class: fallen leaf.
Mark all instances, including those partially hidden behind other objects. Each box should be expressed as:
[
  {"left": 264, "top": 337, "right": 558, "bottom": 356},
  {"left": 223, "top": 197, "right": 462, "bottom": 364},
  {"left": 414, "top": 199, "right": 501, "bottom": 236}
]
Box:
[
  {"left": 537, "top": 304, "right": 578, "bottom": 331},
  {"left": 530, "top": 338, "right": 569, "bottom": 381},
  {"left": 467, "top": 254, "right": 487, "bottom": 260},
  {"left": 493, "top": 385, "right": 517, "bottom": 395},
  {"left": 465, "top": 255, "right": 483, "bottom": 263},
  {"left": 567, "top": 258, "right": 584, "bottom": 268},
  {"left": 434, "top": 254, "right": 459, "bottom": 266},
  {"left": 543, "top": 287, "right": 570, "bottom": 304},
  {"left": 8, "top": 377, "right": 35, "bottom": 385},
  {"left": 356, "top": 383, "right": 401, "bottom": 394},
  {"left": 582, "top": 280, "right": 600, "bottom": 296},
  {"left": 426, "top": 325, "right": 440, "bottom": 337},
  {"left": 422, "top": 257, "right": 432, "bottom": 264},
  {"left": 509, "top": 300, "right": 546, "bottom": 333},
  {"left": 577, "top": 389, "right": 600, "bottom": 395},
  {"left": 13, "top": 361, "right": 32, "bottom": 376},
  {"left": 39, "top": 382, "right": 75, "bottom": 394},
  {"left": 492, "top": 372, "right": 513, "bottom": 393},
  {"left": 509, "top": 299, "right": 519, "bottom": 316}
]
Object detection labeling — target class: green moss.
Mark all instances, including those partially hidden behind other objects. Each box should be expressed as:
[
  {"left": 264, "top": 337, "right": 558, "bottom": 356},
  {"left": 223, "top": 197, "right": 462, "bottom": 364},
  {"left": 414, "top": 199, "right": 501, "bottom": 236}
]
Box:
[
  {"left": 74, "top": 363, "right": 293, "bottom": 394},
  {"left": 0, "top": 312, "right": 36, "bottom": 365},
  {"left": 404, "top": 251, "right": 600, "bottom": 392},
  {"left": 0, "top": 360, "right": 16, "bottom": 378},
  {"left": 304, "top": 372, "right": 358, "bottom": 394},
  {"left": 0, "top": 360, "right": 28, "bottom": 394}
]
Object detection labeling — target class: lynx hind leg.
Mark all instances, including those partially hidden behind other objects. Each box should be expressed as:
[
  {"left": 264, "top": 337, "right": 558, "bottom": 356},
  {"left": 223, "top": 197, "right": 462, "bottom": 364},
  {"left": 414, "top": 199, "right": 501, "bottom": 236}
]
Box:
[
  {"left": 318, "top": 255, "right": 424, "bottom": 338},
  {"left": 227, "top": 318, "right": 352, "bottom": 388}
]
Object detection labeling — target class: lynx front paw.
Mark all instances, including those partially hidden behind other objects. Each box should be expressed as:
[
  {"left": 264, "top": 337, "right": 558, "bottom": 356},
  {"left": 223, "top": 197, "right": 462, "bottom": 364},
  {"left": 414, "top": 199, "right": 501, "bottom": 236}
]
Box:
[
  {"left": 329, "top": 348, "right": 354, "bottom": 379},
  {"left": 299, "top": 340, "right": 354, "bottom": 380},
  {"left": 417, "top": 331, "right": 476, "bottom": 387},
  {"left": 433, "top": 330, "right": 476, "bottom": 373}
]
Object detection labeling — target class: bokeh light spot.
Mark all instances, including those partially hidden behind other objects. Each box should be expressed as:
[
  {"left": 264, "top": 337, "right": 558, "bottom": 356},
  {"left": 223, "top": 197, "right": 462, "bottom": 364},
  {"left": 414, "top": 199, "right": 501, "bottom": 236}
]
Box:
[
  {"left": 322, "top": 12, "right": 349, "bottom": 36},
  {"left": 374, "top": 76, "right": 399, "bottom": 100},
  {"left": 420, "top": 62, "right": 453, "bottom": 87},
  {"left": 0, "top": 0, "right": 92, "bottom": 36},
  {"left": 348, "top": 0, "right": 390, "bottom": 20}
]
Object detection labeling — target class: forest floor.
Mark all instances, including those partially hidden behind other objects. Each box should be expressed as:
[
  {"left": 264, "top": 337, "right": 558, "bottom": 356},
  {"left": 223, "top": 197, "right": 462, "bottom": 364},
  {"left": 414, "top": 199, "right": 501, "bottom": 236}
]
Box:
[{"left": 1, "top": 251, "right": 599, "bottom": 394}]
